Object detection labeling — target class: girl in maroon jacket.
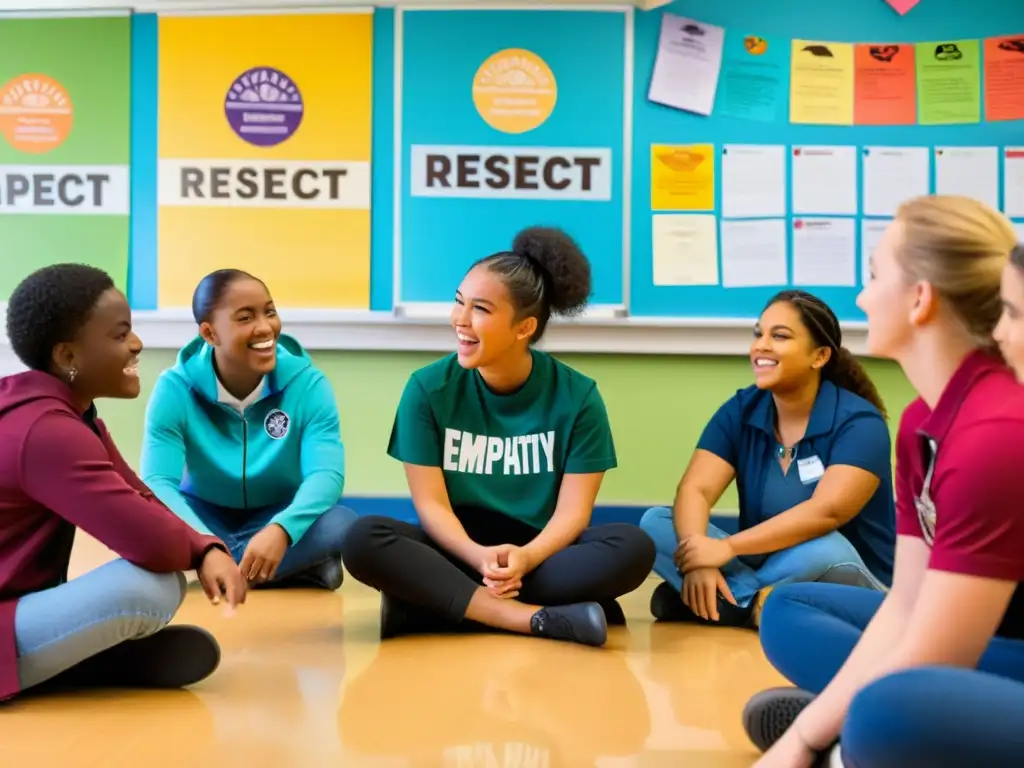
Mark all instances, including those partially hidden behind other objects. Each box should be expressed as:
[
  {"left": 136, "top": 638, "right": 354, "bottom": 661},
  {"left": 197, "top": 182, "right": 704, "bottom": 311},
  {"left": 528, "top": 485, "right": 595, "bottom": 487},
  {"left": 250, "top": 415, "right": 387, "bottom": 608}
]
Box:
[{"left": 0, "top": 264, "right": 247, "bottom": 702}]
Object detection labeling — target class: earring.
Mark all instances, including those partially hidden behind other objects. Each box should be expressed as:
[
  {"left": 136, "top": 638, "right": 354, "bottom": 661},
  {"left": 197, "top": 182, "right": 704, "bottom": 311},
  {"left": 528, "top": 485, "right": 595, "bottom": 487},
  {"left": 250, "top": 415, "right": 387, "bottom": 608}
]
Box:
[{"left": 66, "top": 366, "right": 78, "bottom": 384}]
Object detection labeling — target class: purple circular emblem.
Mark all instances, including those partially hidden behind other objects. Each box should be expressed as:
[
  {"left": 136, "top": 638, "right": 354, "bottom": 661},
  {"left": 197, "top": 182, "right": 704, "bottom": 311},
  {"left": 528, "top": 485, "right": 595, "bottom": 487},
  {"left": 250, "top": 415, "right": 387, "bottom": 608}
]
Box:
[{"left": 224, "top": 66, "right": 303, "bottom": 147}]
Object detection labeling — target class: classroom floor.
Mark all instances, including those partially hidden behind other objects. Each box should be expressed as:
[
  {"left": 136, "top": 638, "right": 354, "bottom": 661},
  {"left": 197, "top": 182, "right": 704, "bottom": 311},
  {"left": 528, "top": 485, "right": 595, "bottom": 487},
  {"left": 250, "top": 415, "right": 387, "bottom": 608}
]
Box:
[{"left": 0, "top": 535, "right": 786, "bottom": 767}]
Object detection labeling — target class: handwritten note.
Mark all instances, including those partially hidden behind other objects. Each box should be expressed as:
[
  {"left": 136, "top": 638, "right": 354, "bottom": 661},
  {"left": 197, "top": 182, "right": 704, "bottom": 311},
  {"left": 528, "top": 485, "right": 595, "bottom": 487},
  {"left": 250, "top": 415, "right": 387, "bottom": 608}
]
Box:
[
  {"left": 790, "top": 40, "right": 854, "bottom": 125},
  {"left": 854, "top": 44, "right": 917, "bottom": 125},
  {"left": 722, "top": 144, "right": 786, "bottom": 219},
  {"left": 715, "top": 31, "right": 787, "bottom": 122},
  {"left": 648, "top": 14, "right": 725, "bottom": 116},
  {"left": 720, "top": 219, "right": 788, "bottom": 288},
  {"left": 862, "top": 147, "right": 930, "bottom": 217},
  {"left": 652, "top": 214, "right": 719, "bottom": 286},
  {"left": 984, "top": 36, "right": 1024, "bottom": 122},
  {"left": 651, "top": 144, "right": 715, "bottom": 211},
  {"left": 916, "top": 39, "right": 981, "bottom": 125}
]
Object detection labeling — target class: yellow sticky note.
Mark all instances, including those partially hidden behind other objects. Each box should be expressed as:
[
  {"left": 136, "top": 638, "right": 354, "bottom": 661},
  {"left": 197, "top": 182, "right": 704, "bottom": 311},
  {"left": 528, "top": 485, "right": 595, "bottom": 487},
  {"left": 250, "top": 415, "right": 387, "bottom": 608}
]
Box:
[
  {"left": 651, "top": 144, "right": 715, "bottom": 211},
  {"left": 790, "top": 40, "right": 855, "bottom": 125}
]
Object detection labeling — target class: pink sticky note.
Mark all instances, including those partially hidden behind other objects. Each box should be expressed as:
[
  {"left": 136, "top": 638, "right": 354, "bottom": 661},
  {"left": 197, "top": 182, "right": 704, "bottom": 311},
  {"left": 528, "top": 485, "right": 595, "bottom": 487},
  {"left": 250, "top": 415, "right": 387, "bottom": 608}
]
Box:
[{"left": 885, "top": 0, "right": 921, "bottom": 13}]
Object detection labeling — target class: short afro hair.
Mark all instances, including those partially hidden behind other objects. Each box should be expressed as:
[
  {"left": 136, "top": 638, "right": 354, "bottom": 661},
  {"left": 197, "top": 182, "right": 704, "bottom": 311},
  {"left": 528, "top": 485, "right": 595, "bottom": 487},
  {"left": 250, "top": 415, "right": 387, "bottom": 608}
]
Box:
[{"left": 7, "top": 263, "right": 116, "bottom": 372}]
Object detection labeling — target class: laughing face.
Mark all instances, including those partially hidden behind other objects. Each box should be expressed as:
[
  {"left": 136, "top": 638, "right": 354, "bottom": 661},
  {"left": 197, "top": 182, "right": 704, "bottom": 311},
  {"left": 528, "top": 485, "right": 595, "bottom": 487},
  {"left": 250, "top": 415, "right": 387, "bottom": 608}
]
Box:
[
  {"left": 62, "top": 287, "right": 144, "bottom": 400},
  {"left": 750, "top": 300, "right": 831, "bottom": 391},
  {"left": 200, "top": 276, "right": 282, "bottom": 378},
  {"left": 450, "top": 264, "right": 534, "bottom": 370}
]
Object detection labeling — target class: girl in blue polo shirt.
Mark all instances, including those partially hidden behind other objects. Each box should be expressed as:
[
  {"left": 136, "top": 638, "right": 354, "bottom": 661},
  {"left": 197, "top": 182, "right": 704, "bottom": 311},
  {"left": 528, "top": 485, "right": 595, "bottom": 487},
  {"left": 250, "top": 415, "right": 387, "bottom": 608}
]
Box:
[
  {"left": 744, "top": 197, "right": 1024, "bottom": 768},
  {"left": 141, "top": 270, "right": 354, "bottom": 591},
  {"left": 640, "top": 290, "right": 895, "bottom": 628}
]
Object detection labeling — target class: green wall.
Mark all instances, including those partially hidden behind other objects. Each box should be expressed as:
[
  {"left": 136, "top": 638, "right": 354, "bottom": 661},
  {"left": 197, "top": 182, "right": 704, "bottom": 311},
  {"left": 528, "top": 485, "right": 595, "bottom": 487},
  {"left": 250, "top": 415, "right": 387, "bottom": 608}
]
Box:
[{"left": 104, "top": 350, "right": 917, "bottom": 508}]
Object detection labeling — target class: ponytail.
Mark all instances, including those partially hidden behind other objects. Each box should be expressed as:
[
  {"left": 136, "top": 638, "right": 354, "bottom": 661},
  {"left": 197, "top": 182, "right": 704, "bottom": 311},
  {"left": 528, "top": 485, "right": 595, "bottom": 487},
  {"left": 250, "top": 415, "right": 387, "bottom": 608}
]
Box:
[{"left": 825, "top": 347, "right": 888, "bottom": 419}]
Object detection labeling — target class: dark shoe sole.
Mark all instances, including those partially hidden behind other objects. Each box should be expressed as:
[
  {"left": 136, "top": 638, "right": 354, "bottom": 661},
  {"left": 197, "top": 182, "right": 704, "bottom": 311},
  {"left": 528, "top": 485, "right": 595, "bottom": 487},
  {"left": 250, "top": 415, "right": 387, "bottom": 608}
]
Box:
[
  {"left": 121, "top": 625, "right": 222, "bottom": 688},
  {"left": 743, "top": 687, "right": 816, "bottom": 752},
  {"left": 599, "top": 598, "right": 627, "bottom": 626}
]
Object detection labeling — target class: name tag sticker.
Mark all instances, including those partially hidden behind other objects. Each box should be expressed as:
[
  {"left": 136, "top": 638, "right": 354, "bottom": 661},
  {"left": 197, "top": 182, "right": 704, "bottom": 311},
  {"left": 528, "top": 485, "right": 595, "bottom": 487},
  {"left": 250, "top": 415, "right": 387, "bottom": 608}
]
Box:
[{"left": 797, "top": 455, "right": 826, "bottom": 485}]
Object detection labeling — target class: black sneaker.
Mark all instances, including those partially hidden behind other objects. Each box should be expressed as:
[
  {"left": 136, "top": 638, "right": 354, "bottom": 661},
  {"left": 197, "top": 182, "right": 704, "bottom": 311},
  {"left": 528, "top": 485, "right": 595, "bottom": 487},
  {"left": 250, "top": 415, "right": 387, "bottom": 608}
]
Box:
[
  {"left": 742, "top": 687, "right": 816, "bottom": 752},
  {"left": 305, "top": 556, "right": 345, "bottom": 591},
  {"left": 650, "top": 581, "right": 754, "bottom": 627},
  {"left": 529, "top": 603, "right": 607, "bottom": 646},
  {"left": 45, "top": 625, "right": 221, "bottom": 691},
  {"left": 599, "top": 598, "right": 627, "bottom": 626}
]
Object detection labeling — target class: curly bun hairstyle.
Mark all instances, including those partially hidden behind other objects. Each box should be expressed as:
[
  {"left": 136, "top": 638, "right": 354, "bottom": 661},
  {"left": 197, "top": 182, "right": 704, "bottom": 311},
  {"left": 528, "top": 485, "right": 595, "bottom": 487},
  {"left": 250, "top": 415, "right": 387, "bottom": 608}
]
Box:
[
  {"left": 472, "top": 226, "right": 592, "bottom": 344},
  {"left": 766, "top": 290, "right": 888, "bottom": 419}
]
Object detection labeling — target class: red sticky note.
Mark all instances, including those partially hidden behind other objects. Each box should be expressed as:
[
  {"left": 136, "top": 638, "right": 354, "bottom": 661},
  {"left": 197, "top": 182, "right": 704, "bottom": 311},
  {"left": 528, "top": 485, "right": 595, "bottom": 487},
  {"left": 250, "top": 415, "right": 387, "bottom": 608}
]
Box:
[{"left": 885, "top": 0, "right": 921, "bottom": 14}]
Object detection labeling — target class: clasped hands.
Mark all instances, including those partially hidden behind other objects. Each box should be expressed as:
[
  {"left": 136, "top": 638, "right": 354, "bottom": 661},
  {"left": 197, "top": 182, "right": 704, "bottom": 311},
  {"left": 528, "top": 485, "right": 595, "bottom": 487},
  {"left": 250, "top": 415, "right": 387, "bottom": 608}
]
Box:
[{"left": 478, "top": 544, "right": 534, "bottom": 599}]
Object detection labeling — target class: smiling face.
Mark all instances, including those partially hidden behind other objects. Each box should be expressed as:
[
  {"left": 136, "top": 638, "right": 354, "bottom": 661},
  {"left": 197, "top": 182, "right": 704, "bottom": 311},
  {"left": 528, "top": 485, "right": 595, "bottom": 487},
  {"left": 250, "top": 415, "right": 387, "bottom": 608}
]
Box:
[
  {"left": 450, "top": 264, "right": 536, "bottom": 370},
  {"left": 856, "top": 220, "right": 921, "bottom": 359},
  {"left": 200, "top": 277, "right": 281, "bottom": 377},
  {"left": 54, "top": 287, "right": 143, "bottom": 400},
  {"left": 994, "top": 261, "right": 1024, "bottom": 382},
  {"left": 750, "top": 300, "right": 830, "bottom": 391}
]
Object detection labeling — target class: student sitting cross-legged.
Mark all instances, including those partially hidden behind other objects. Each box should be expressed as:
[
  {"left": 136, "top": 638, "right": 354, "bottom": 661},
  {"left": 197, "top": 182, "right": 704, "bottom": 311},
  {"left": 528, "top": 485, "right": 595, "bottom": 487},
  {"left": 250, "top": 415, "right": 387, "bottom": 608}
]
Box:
[
  {"left": 640, "top": 290, "right": 896, "bottom": 629},
  {"left": 340, "top": 227, "right": 656, "bottom": 647},
  {"left": 0, "top": 264, "right": 246, "bottom": 702},
  {"left": 141, "top": 269, "right": 355, "bottom": 591}
]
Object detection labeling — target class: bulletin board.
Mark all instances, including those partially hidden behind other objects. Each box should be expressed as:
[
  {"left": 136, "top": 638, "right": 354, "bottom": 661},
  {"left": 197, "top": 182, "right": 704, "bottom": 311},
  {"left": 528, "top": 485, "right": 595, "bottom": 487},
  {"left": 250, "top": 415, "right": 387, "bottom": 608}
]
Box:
[
  {"left": 395, "top": 7, "right": 630, "bottom": 311},
  {"left": 630, "top": 0, "right": 1024, "bottom": 322}
]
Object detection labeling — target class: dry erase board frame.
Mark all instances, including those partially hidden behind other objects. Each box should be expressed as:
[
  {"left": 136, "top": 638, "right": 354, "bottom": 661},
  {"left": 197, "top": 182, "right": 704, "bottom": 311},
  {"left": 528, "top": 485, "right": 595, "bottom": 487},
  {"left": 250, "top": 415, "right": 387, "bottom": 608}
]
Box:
[{"left": 630, "top": 0, "right": 1024, "bottom": 324}]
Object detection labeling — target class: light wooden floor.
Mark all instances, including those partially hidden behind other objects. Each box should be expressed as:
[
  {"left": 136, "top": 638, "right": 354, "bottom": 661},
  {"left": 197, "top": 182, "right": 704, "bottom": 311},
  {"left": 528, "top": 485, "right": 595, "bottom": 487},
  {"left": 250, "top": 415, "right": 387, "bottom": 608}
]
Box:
[{"left": 0, "top": 535, "right": 786, "bottom": 767}]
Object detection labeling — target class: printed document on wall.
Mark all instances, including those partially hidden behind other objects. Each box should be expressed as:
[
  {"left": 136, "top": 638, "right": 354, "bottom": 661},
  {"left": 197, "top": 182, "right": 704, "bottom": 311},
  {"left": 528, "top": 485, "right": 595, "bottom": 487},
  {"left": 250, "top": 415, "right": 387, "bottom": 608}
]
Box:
[
  {"left": 792, "top": 146, "right": 858, "bottom": 216},
  {"left": 861, "top": 219, "right": 891, "bottom": 286},
  {"left": 862, "top": 147, "right": 930, "bottom": 216},
  {"left": 720, "top": 218, "right": 787, "bottom": 288},
  {"left": 652, "top": 214, "right": 719, "bottom": 286},
  {"left": 648, "top": 13, "right": 725, "bottom": 116},
  {"left": 793, "top": 218, "right": 857, "bottom": 287},
  {"left": 1004, "top": 148, "right": 1024, "bottom": 219},
  {"left": 1015, "top": 221, "right": 1024, "bottom": 244},
  {"left": 722, "top": 144, "right": 786, "bottom": 218},
  {"left": 935, "top": 147, "right": 999, "bottom": 211}
]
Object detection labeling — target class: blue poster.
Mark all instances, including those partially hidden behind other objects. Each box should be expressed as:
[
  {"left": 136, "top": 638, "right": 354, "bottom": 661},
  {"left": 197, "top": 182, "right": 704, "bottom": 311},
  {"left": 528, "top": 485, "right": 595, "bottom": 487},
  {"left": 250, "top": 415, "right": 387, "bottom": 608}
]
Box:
[
  {"left": 714, "top": 30, "right": 789, "bottom": 123},
  {"left": 398, "top": 9, "right": 628, "bottom": 307}
]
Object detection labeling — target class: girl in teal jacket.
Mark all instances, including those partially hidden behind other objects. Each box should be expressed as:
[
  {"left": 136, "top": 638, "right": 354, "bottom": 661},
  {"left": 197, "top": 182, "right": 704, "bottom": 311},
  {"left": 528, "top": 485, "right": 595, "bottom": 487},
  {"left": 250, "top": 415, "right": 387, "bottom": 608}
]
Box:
[{"left": 141, "top": 269, "right": 354, "bottom": 590}]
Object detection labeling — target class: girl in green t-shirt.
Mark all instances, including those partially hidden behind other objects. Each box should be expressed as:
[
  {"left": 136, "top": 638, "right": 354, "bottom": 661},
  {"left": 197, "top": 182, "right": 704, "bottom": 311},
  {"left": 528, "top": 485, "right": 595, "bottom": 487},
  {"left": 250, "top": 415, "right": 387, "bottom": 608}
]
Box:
[{"left": 341, "top": 227, "right": 655, "bottom": 646}]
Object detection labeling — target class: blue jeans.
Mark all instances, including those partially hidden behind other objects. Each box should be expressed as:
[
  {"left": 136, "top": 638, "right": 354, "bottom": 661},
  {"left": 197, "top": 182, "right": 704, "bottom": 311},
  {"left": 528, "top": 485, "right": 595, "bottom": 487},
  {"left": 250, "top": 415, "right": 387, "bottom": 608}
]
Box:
[
  {"left": 186, "top": 498, "right": 356, "bottom": 584},
  {"left": 639, "top": 507, "right": 885, "bottom": 608},
  {"left": 760, "top": 582, "right": 1024, "bottom": 767},
  {"left": 15, "top": 559, "right": 185, "bottom": 691}
]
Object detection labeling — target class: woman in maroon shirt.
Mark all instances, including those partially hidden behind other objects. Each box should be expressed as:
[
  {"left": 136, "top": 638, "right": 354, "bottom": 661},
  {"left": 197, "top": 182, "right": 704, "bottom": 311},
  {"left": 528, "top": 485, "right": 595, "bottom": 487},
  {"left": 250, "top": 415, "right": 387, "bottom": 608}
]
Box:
[
  {"left": 0, "top": 264, "right": 247, "bottom": 702},
  {"left": 742, "top": 197, "right": 1024, "bottom": 767}
]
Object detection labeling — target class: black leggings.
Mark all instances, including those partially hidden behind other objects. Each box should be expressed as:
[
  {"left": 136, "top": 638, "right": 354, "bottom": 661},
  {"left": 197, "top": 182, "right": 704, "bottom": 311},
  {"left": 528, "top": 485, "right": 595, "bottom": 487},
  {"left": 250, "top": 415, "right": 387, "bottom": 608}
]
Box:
[{"left": 340, "top": 508, "right": 656, "bottom": 622}]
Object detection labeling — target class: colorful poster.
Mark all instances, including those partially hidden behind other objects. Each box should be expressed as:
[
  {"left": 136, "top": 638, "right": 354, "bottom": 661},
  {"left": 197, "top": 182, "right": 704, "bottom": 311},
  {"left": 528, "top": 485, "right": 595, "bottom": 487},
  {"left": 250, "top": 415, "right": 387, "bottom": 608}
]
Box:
[
  {"left": 0, "top": 15, "right": 130, "bottom": 300},
  {"left": 157, "top": 12, "right": 373, "bottom": 309},
  {"left": 984, "top": 36, "right": 1024, "bottom": 122},
  {"left": 399, "top": 9, "right": 627, "bottom": 307},
  {"left": 651, "top": 144, "right": 715, "bottom": 211},
  {"left": 854, "top": 44, "right": 916, "bottom": 125},
  {"left": 915, "top": 39, "right": 981, "bottom": 125},
  {"left": 790, "top": 40, "right": 855, "bottom": 125},
  {"left": 715, "top": 32, "right": 788, "bottom": 123}
]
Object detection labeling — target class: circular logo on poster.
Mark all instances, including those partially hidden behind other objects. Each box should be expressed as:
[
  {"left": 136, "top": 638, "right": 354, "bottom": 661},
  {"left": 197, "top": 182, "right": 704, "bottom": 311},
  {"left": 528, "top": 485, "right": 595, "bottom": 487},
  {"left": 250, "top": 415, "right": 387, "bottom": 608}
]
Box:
[
  {"left": 472, "top": 48, "right": 556, "bottom": 134},
  {"left": 0, "top": 74, "right": 73, "bottom": 154},
  {"left": 224, "top": 66, "right": 304, "bottom": 147},
  {"left": 264, "top": 409, "right": 290, "bottom": 440}
]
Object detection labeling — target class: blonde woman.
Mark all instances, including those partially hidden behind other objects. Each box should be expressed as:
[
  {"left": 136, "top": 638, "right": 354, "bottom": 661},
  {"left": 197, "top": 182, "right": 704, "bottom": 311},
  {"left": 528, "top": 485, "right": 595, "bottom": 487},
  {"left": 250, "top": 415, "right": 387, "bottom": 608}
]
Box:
[{"left": 743, "top": 197, "right": 1024, "bottom": 768}]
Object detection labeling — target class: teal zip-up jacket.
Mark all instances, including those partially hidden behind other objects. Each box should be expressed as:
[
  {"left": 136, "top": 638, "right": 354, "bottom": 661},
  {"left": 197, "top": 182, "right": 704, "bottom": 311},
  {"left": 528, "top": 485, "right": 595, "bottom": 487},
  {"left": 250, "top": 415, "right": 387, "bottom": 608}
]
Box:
[{"left": 141, "top": 333, "right": 345, "bottom": 544}]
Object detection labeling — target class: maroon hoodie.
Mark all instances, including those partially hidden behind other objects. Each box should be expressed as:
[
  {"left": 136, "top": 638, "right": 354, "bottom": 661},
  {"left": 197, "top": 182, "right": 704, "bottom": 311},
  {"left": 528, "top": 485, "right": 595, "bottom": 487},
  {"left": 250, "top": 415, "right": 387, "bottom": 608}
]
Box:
[{"left": 0, "top": 371, "right": 226, "bottom": 701}]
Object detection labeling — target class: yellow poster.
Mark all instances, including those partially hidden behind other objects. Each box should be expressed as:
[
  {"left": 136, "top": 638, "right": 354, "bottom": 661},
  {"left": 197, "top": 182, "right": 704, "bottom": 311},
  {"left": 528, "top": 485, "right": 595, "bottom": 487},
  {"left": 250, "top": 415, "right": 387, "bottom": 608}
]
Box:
[
  {"left": 790, "top": 40, "right": 855, "bottom": 125},
  {"left": 651, "top": 144, "right": 715, "bottom": 211},
  {"left": 157, "top": 12, "right": 373, "bottom": 308}
]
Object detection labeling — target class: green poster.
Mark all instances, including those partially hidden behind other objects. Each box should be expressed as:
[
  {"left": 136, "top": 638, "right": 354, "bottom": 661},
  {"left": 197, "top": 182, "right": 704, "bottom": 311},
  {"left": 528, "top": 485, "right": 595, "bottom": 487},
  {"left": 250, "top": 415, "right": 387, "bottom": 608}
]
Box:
[
  {"left": 0, "top": 15, "right": 130, "bottom": 300},
  {"left": 915, "top": 39, "right": 982, "bottom": 125}
]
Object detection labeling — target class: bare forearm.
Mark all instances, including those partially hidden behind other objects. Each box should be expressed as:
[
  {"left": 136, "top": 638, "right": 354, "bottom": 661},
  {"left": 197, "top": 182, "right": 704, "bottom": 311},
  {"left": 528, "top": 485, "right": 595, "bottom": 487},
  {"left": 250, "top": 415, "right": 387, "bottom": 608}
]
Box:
[
  {"left": 523, "top": 512, "right": 587, "bottom": 569},
  {"left": 728, "top": 501, "right": 837, "bottom": 557},
  {"left": 674, "top": 485, "right": 712, "bottom": 540},
  {"left": 418, "top": 504, "right": 481, "bottom": 566},
  {"left": 793, "top": 594, "right": 909, "bottom": 748}
]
